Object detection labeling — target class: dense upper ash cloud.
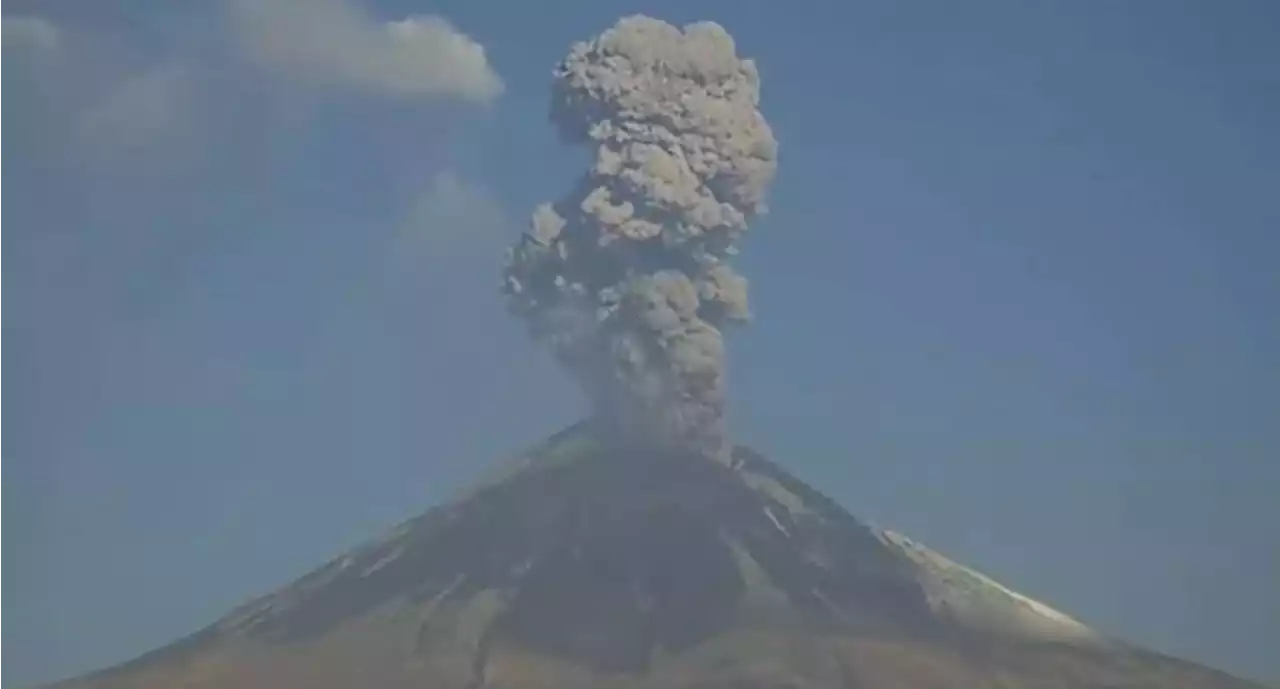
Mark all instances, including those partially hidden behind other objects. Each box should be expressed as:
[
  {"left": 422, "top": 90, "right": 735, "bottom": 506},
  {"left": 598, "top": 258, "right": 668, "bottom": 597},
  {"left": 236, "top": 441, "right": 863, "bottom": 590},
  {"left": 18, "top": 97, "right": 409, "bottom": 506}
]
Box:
[{"left": 502, "top": 16, "right": 778, "bottom": 461}]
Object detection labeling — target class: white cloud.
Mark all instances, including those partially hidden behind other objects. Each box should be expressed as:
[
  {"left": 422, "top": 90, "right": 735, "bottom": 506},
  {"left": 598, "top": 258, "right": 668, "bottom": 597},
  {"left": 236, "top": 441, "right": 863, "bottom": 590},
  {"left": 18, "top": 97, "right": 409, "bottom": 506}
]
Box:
[
  {"left": 6, "top": 2, "right": 501, "bottom": 176},
  {"left": 3, "top": 15, "right": 62, "bottom": 55},
  {"left": 7, "top": 7, "right": 511, "bottom": 292},
  {"left": 229, "top": 0, "right": 503, "bottom": 103}
]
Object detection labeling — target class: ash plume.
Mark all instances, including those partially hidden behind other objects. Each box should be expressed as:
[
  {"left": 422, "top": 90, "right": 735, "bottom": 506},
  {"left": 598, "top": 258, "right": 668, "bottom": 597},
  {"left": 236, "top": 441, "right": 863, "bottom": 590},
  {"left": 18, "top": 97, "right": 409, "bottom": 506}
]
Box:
[{"left": 502, "top": 16, "right": 777, "bottom": 461}]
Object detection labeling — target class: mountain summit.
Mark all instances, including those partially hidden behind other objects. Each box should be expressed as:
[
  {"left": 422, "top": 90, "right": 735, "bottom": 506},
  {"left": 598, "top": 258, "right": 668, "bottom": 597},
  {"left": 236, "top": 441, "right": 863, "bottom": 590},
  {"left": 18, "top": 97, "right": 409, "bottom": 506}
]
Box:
[{"left": 54, "top": 424, "right": 1259, "bottom": 689}]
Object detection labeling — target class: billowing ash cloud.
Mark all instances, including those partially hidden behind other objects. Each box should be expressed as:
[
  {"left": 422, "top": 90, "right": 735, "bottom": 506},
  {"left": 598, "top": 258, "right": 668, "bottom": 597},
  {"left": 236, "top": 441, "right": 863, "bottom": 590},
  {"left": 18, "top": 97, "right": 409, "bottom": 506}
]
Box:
[{"left": 502, "top": 16, "right": 777, "bottom": 461}]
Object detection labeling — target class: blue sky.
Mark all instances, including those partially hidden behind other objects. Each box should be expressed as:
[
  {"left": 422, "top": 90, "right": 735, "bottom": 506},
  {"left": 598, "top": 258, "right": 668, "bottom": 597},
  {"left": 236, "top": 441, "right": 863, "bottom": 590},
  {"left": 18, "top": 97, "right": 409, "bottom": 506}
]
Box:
[{"left": 4, "top": 0, "right": 1278, "bottom": 686}]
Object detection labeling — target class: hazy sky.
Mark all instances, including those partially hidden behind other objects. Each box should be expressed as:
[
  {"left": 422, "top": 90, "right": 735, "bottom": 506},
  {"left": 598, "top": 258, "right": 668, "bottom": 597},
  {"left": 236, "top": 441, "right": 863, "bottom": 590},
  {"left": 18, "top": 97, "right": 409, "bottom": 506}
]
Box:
[{"left": 4, "top": 0, "right": 1278, "bottom": 686}]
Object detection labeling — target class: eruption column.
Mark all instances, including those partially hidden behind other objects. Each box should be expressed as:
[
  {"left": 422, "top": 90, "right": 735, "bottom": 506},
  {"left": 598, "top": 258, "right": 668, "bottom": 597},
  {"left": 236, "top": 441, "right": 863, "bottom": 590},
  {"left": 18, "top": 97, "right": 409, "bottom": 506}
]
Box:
[{"left": 502, "top": 16, "right": 778, "bottom": 461}]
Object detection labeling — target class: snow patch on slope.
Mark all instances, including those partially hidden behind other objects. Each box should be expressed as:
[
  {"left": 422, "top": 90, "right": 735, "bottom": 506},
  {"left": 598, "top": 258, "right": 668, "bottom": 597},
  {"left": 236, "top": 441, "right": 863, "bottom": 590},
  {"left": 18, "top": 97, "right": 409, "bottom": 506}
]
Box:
[{"left": 876, "top": 529, "right": 1104, "bottom": 646}]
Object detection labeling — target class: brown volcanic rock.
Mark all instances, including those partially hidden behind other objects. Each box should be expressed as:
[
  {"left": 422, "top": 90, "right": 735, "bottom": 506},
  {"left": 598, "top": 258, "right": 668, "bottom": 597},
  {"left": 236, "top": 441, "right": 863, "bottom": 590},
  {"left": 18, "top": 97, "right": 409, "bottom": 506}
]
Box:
[{"left": 51, "top": 424, "right": 1261, "bottom": 689}]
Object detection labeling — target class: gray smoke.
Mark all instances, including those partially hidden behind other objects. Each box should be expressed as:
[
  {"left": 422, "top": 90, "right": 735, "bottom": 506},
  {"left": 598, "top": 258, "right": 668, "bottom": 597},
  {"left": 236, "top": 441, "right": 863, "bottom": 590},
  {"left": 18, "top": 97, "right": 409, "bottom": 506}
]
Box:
[{"left": 502, "top": 16, "right": 777, "bottom": 462}]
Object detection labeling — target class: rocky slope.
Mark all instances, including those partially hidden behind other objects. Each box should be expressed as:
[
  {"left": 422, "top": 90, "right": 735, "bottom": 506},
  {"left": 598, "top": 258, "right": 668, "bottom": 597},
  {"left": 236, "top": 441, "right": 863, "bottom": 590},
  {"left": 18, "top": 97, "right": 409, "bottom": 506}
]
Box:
[{"left": 51, "top": 423, "right": 1262, "bottom": 689}]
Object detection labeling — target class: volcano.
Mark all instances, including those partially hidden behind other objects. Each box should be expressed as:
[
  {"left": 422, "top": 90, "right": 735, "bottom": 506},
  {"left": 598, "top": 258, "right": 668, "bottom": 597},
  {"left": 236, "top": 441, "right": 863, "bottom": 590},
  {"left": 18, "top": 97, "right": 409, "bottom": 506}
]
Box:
[{"left": 51, "top": 424, "right": 1260, "bottom": 689}]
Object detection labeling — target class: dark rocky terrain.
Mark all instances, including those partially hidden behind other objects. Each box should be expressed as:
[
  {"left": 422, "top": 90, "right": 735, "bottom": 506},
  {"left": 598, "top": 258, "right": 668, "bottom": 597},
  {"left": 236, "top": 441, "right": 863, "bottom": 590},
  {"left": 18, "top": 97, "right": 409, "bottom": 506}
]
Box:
[{"left": 51, "top": 423, "right": 1263, "bottom": 689}]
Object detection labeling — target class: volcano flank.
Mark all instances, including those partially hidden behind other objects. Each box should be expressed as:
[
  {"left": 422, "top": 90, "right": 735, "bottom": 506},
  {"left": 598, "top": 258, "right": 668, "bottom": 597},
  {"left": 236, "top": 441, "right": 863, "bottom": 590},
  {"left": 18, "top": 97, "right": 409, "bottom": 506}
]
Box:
[{"left": 51, "top": 424, "right": 1261, "bottom": 689}]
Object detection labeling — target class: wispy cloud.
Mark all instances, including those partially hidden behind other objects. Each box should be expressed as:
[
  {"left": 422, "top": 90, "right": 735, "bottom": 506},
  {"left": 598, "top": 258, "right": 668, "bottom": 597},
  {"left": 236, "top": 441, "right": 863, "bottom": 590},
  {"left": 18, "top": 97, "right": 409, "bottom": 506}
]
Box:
[
  {"left": 4, "top": 2, "right": 511, "bottom": 336},
  {"left": 381, "top": 170, "right": 515, "bottom": 295},
  {"left": 405, "top": 171, "right": 510, "bottom": 249},
  {"left": 229, "top": 0, "right": 503, "bottom": 103},
  {"left": 76, "top": 61, "right": 197, "bottom": 160},
  {"left": 3, "top": 15, "right": 61, "bottom": 54},
  {"left": 4, "top": 0, "right": 502, "bottom": 171}
]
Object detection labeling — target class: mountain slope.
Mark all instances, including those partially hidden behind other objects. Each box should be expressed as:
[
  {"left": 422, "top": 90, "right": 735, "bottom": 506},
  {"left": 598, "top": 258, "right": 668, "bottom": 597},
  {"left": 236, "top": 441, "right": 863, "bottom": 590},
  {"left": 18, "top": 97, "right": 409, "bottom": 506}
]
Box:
[{"left": 52, "top": 423, "right": 1262, "bottom": 689}]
